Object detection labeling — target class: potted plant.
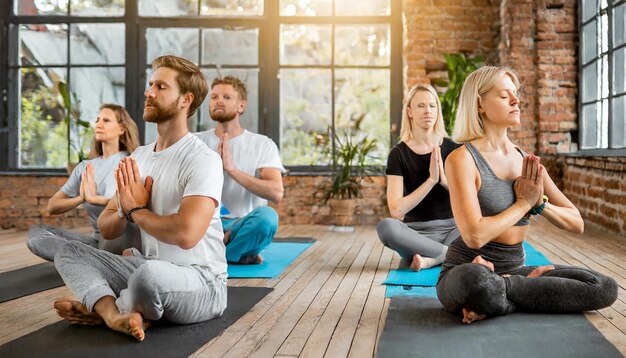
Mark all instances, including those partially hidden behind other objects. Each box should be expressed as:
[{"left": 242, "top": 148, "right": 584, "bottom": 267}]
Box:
[
  {"left": 58, "top": 81, "right": 92, "bottom": 174},
  {"left": 316, "top": 130, "right": 379, "bottom": 227}
]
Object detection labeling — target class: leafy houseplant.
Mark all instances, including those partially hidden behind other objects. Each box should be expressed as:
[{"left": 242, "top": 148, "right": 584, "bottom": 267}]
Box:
[
  {"left": 316, "top": 130, "right": 379, "bottom": 226},
  {"left": 434, "top": 53, "right": 485, "bottom": 134},
  {"left": 58, "top": 81, "right": 92, "bottom": 172}
]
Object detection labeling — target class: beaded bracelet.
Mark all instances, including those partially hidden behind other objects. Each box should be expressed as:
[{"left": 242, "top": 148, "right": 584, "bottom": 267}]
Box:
[
  {"left": 528, "top": 195, "right": 549, "bottom": 216},
  {"left": 125, "top": 206, "right": 147, "bottom": 223}
]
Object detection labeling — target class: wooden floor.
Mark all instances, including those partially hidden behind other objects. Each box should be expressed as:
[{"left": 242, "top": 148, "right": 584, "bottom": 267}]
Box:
[{"left": 0, "top": 218, "right": 625, "bottom": 357}]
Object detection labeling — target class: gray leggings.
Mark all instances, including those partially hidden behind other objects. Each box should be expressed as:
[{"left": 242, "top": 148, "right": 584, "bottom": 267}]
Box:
[
  {"left": 436, "top": 239, "right": 618, "bottom": 317},
  {"left": 376, "top": 218, "right": 459, "bottom": 259},
  {"left": 55, "top": 241, "right": 227, "bottom": 324},
  {"left": 27, "top": 224, "right": 141, "bottom": 261}
]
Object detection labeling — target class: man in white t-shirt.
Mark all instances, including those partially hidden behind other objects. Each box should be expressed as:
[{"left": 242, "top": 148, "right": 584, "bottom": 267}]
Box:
[
  {"left": 196, "top": 76, "right": 284, "bottom": 264},
  {"left": 52, "top": 55, "right": 226, "bottom": 341}
]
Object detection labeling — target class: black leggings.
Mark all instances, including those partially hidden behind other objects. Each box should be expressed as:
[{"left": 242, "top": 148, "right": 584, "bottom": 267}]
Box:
[{"left": 436, "top": 262, "right": 618, "bottom": 317}]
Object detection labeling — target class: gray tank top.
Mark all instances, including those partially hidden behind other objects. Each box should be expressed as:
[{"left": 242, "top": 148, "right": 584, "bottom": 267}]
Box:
[{"left": 465, "top": 143, "right": 529, "bottom": 226}]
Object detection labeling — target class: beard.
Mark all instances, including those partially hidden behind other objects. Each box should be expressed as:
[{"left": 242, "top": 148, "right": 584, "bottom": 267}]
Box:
[
  {"left": 144, "top": 97, "right": 181, "bottom": 123},
  {"left": 210, "top": 107, "right": 238, "bottom": 123}
]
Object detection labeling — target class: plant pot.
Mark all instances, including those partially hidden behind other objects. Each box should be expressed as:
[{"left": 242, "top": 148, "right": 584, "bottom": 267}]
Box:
[{"left": 329, "top": 198, "right": 357, "bottom": 226}]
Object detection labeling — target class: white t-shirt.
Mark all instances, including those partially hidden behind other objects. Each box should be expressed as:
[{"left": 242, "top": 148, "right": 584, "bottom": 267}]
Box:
[
  {"left": 195, "top": 129, "right": 285, "bottom": 218},
  {"left": 131, "top": 133, "right": 227, "bottom": 276}
]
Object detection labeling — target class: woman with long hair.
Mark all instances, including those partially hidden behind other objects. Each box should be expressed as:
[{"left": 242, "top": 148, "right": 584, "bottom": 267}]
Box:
[
  {"left": 377, "top": 84, "right": 461, "bottom": 271},
  {"left": 28, "top": 104, "right": 141, "bottom": 260},
  {"left": 437, "top": 66, "right": 617, "bottom": 323}
]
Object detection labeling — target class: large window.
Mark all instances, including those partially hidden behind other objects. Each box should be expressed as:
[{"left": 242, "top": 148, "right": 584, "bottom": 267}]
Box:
[
  {"left": 0, "top": 0, "right": 401, "bottom": 172},
  {"left": 579, "top": 0, "right": 626, "bottom": 150}
]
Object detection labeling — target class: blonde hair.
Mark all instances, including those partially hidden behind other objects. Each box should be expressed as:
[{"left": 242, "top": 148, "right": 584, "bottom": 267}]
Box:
[
  {"left": 399, "top": 84, "right": 448, "bottom": 145},
  {"left": 452, "top": 66, "right": 520, "bottom": 142},
  {"left": 88, "top": 104, "right": 140, "bottom": 159}
]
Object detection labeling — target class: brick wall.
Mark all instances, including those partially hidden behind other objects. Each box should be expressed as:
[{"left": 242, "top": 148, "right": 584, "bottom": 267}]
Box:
[{"left": 0, "top": 175, "right": 90, "bottom": 230}]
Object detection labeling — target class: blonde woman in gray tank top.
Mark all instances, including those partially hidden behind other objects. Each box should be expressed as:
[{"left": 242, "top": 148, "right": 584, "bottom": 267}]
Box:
[
  {"left": 27, "top": 104, "right": 142, "bottom": 261},
  {"left": 436, "top": 66, "right": 617, "bottom": 324}
]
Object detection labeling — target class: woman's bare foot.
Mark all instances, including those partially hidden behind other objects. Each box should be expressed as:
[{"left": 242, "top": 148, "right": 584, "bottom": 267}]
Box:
[
  {"left": 462, "top": 307, "right": 486, "bottom": 324},
  {"left": 471, "top": 255, "right": 495, "bottom": 272},
  {"left": 122, "top": 248, "right": 134, "bottom": 257},
  {"left": 107, "top": 313, "right": 151, "bottom": 341},
  {"left": 528, "top": 265, "right": 555, "bottom": 278},
  {"left": 409, "top": 254, "right": 423, "bottom": 271},
  {"left": 54, "top": 298, "right": 104, "bottom": 326}
]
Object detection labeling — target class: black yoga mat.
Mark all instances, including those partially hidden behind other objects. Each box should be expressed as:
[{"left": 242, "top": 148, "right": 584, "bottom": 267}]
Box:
[
  {"left": 377, "top": 296, "right": 622, "bottom": 358},
  {"left": 0, "top": 286, "right": 272, "bottom": 358},
  {"left": 0, "top": 262, "right": 64, "bottom": 303},
  {"left": 273, "top": 236, "right": 316, "bottom": 243}
]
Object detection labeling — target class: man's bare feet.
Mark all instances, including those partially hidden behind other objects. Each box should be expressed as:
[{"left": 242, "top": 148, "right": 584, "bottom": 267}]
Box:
[
  {"left": 54, "top": 298, "right": 104, "bottom": 326},
  {"left": 471, "top": 255, "right": 495, "bottom": 272},
  {"left": 107, "top": 312, "right": 151, "bottom": 341},
  {"left": 462, "top": 307, "right": 486, "bottom": 324},
  {"left": 233, "top": 254, "right": 263, "bottom": 264},
  {"left": 410, "top": 254, "right": 423, "bottom": 271},
  {"left": 122, "top": 248, "right": 134, "bottom": 257},
  {"left": 528, "top": 265, "right": 555, "bottom": 278}
]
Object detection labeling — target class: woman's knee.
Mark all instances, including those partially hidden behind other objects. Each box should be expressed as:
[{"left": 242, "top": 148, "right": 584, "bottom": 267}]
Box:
[
  {"left": 595, "top": 274, "right": 618, "bottom": 309},
  {"left": 376, "top": 218, "right": 399, "bottom": 244}
]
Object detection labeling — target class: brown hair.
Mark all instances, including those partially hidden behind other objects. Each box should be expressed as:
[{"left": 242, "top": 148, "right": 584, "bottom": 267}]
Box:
[
  {"left": 211, "top": 75, "right": 248, "bottom": 101},
  {"left": 88, "top": 104, "right": 140, "bottom": 159},
  {"left": 151, "top": 55, "right": 208, "bottom": 118}
]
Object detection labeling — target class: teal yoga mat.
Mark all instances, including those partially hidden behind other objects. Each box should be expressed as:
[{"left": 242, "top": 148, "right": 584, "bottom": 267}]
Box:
[
  {"left": 227, "top": 241, "right": 314, "bottom": 278},
  {"left": 384, "top": 241, "right": 552, "bottom": 288},
  {"left": 385, "top": 285, "right": 437, "bottom": 298}
]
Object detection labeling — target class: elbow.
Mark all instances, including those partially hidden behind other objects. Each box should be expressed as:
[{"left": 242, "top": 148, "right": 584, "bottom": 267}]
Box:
[
  {"left": 462, "top": 231, "right": 486, "bottom": 250},
  {"left": 572, "top": 220, "right": 584, "bottom": 235},
  {"left": 389, "top": 209, "right": 403, "bottom": 220},
  {"left": 270, "top": 186, "right": 285, "bottom": 204},
  {"left": 177, "top": 237, "right": 200, "bottom": 250}
]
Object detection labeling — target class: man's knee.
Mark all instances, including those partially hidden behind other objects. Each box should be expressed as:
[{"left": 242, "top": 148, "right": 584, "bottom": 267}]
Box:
[{"left": 250, "top": 206, "right": 278, "bottom": 231}]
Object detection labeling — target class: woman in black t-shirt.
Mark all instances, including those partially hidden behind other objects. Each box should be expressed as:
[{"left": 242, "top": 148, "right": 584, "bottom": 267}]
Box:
[{"left": 377, "top": 84, "right": 461, "bottom": 271}]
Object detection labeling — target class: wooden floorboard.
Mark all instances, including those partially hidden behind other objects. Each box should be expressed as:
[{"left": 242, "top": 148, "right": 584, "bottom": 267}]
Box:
[{"left": 0, "top": 219, "right": 625, "bottom": 357}]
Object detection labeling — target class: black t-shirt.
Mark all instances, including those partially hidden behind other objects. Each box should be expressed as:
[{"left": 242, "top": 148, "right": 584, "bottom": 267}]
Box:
[{"left": 385, "top": 137, "right": 461, "bottom": 223}]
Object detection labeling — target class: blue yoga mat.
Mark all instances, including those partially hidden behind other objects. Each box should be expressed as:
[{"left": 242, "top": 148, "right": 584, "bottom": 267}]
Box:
[
  {"left": 227, "top": 241, "right": 314, "bottom": 278},
  {"left": 385, "top": 285, "right": 437, "bottom": 298},
  {"left": 383, "top": 241, "right": 552, "bottom": 287}
]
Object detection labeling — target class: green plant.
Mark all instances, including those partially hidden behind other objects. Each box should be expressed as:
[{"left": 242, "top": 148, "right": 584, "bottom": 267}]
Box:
[
  {"left": 316, "top": 130, "right": 379, "bottom": 204},
  {"left": 434, "top": 53, "right": 485, "bottom": 134},
  {"left": 58, "top": 81, "right": 92, "bottom": 163}
]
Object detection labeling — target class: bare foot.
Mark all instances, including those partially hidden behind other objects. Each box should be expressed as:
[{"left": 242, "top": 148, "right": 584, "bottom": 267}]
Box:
[
  {"left": 107, "top": 312, "right": 151, "bottom": 341},
  {"left": 528, "top": 265, "right": 555, "bottom": 278},
  {"left": 122, "top": 248, "right": 134, "bottom": 257},
  {"left": 409, "top": 254, "right": 423, "bottom": 271},
  {"left": 223, "top": 230, "right": 231, "bottom": 245},
  {"left": 471, "top": 255, "right": 495, "bottom": 272},
  {"left": 54, "top": 298, "right": 104, "bottom": 326},
  {"left": 462, "top": 307, "right": 486, "bottom": 324}
]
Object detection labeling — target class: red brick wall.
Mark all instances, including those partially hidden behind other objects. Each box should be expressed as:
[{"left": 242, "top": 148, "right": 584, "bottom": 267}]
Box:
[{"left": 0, "top": 176, "right": 90, "bottom": 230}]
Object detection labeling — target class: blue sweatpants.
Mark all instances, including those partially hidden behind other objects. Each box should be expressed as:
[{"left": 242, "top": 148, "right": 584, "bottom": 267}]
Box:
[{"left": 222, "top": 206, "right": 278, "bottom": 262}]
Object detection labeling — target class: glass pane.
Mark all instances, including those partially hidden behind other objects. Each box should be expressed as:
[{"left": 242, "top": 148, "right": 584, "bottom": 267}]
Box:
[
  {"left": 280, "top": 25, "right": 332, "bottom": 65},
  {"left": 18, "top": 67, "right": 68, "bottom": 168},
  {"left": 71, "top": 23, "right": 125, "bottom": 65},
  {"left": 279, "top": 69, "right": 331, "bottom": 166},
  {"left": 71, "top": 0, "right": 124, "bottom": 16},
  {"left": 580, "top": 103, "right": 598, "bottom": 149},
  {"left": 335, "top": 0, "right": 389, "bottom": 16},
  {"left": 611, "top": 95, "right": 626, "bottom": 148},
  {"left": 334, "top": 68, "right": 389, "bottom": 165},
  {"left": 200, "top": 0, "right": 263, "bottom": 16},
  {"left": 582, "top": 62, "right": 598, "bottom": 102},
  {"left": 200, "top": 69, "right": 259, "bottom": 133},
  {"left": 581, "top": 21, "right": 597, "bottom": 64},
  {"left": 202, "top": 28, "right": 258, "bottom": 65},
  {"left": 335, "top": 25, "right": 390, "bottom": 66},
  {"left": 139, "top": 0, "right": 198, "bottom": 16},
  {"left": 601, "top": 56, "right": 608, "bottom": 99},
  {"left": 613, "top": 47, "right": 625, "bottom": 94},
  {"left": 600, "top": 99, "right": 608, "bottom": 148},
  {"left": 15, "top": 0, "right": 68, "bottom": 15},
  {"left": 18, "top": 24, "right": 68, "bottom": 66},
  {"left": 582, "top": 0, "right": 598, "bottom": 22},
  {"left": 146, "top": 28, "right": 199, "bottom": 65},
  {"left": 68, "top": 67, "right": 125, "bottom": 162},
  {"left": 600, "top": 14, "right": 608, "bottom": 54},
  {"left": 614, "top": 4, "right": 626, "bottom": 46},
  {"left": 280, "top": 0, "right": 331, "bottom": 16}
]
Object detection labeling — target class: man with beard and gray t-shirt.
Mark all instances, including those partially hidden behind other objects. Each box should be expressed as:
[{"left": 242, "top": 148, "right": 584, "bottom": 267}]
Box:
[
  {"left": 52, "top": 55, "right": 226, "bottom": 342},
  {"left": 196, "top": 76, "right": 284, "bottom": 265}
]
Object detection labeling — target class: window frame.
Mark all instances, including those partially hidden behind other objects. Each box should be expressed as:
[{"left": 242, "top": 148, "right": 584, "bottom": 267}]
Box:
[
  {"left": 0, "top": 0, "right": 402, "bottom": 174},
  {"left": 577, "top": 0, "right": 626, "bottom": 155}
]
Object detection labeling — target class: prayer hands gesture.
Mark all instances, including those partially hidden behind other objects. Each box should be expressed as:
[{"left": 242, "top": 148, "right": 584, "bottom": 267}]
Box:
[
  {"left": 217, "top": 133, "right": 234, "bottom": 173},
  {"left": 514, "top": 154, "right": 544, "bottom": 208},
  {"left": 81, "top": 164, "right": 99, "bottom": 204},
  {"left": 115, "top": 157, "right": 152, "bottom": 212},
  {"left": 428, "top": 146, "right": 447, "bottom": 187}
]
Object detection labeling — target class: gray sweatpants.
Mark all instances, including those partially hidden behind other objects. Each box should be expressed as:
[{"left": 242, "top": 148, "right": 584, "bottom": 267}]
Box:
[
  {"left": 28, "top": 224, "right": 141, "bottom": 261},
  {"left": 376, "top": 218, "right": 459, "bottom": 259},
  {"left": 55, "top": 241, "right": 227, "bottom": 324}
]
